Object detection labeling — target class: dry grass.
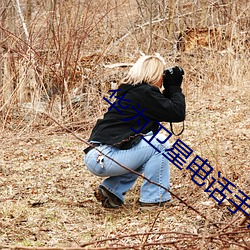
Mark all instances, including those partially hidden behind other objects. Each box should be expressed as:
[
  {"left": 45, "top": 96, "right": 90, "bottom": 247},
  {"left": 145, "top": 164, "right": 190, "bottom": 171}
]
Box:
[
  {"left": 0, "top": 80, "right": 250, "bottom": 249},
  {"left": 0, "top": 63, "right": 249, "bottom": 248},
  {"left": 0, "top": 0, "right": 249, "bottom": 249}
]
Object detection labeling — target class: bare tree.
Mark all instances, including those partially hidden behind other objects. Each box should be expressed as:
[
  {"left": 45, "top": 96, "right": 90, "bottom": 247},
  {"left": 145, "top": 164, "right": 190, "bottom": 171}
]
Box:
[
  {"left": 0, "top": 0, "right": 15, "bottom": 117},
  {"left": 13, "top": 0, "right": 38, "bottom": 104},
  {"left": 168, "top": 0, "right": 175, "bottom": 42},
  {"left": 147, "top": 0, "right": 153, "bottom": 53},
  {"left": 200, "top": 0, "right": 207, "bottom": 27}
]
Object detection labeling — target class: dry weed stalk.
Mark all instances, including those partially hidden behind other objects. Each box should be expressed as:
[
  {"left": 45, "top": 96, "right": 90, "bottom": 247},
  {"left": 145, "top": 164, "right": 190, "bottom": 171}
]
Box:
[
  {"left": 0, "top": 0, "right": 249, "bottom": 130},
  {"left": 0, "top": 0, "right": 128, "bottom": 129}
]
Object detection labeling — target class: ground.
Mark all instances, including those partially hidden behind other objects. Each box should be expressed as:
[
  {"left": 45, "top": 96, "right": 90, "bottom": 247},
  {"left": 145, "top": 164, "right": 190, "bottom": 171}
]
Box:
[{"left": 0, "top": 79, "right": 249, "bottom": 249}]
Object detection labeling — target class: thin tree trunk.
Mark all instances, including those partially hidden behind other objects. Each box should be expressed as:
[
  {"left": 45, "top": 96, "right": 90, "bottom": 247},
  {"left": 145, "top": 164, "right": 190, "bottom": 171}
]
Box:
[
  {"left": 200, "top": 0, "right": 207, "bottom": 27},
  {"left": 25, "top": 0, "right": 32, "bottom": 31},
  {"left": 168, "top": 0, "right": 175, "bottom": 42},
  {"left": 14, "top": 0, "right": 30, "bottom": 45},
  {"left": 1, "top": 0, "right": 15, "bottom": 112},
  {"left": 147, "top": 0, "right": 153, "bottom": 54},
  {"left": 13, "top": 0, "right": 38, "bottom": 104}
]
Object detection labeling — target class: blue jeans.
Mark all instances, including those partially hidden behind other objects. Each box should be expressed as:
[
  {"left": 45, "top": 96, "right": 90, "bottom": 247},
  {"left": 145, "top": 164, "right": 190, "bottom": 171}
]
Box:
[{"left": 84, "top": 132, "right": 170, "bottom": 203}]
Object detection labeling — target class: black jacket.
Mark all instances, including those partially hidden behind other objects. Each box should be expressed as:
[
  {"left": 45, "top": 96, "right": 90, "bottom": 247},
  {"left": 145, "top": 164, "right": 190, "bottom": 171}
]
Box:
[{"left": 88, "top": 83, "right": 185, "bottom": 149}]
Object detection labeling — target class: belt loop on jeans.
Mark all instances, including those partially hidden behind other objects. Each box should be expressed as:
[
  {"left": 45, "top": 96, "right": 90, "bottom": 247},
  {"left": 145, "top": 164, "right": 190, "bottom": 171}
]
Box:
[{"left": 84, "top": 143, "right": 102, "bottom": 154}]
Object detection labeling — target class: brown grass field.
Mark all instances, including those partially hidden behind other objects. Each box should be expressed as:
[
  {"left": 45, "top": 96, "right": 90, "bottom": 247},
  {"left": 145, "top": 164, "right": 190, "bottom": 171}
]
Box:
[{"left": 0, "top": 0, "right": 249, "bottom": 249}]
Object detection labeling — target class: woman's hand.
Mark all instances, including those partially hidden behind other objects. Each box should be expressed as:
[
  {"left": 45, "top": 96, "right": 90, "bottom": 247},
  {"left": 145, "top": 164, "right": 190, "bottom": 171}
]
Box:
[{"left": 163, "top": 66, "right": 184, "bottom": 89}]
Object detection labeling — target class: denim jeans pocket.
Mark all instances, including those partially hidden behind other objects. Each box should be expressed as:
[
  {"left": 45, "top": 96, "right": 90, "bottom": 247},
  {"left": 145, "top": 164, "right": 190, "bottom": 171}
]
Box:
[{"left": 84, "top": 145, "right": 112, "bottom": 176}]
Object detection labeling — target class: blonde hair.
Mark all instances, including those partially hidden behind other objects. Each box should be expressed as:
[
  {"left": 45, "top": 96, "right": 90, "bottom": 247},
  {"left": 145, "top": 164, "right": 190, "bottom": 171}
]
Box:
[{"left": 122, "top": 54, "right": 165, "bottom": 85}]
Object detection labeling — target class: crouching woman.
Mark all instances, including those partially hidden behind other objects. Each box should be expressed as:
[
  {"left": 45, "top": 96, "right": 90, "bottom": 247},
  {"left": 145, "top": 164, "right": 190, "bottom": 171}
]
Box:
[{"left": 84, "top": 54, "right": 185, "bottom": 209}]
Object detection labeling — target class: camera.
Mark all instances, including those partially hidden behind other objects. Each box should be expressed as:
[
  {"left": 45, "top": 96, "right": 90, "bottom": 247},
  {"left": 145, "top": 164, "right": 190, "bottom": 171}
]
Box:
[
  {"left": 163, "top": 66, "right": 184, "bottom": 76},
  {"left": 163, "top": 66, "right": 184, "bottom": 87},
  {"left": 164, "top": 67, "right": 175, "bottom": 75}
]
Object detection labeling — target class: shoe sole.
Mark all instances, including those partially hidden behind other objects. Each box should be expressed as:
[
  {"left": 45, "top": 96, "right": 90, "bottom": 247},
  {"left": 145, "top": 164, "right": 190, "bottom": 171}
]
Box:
[{"left": 94, "top": 187, "right": 121, "bottom": 208}]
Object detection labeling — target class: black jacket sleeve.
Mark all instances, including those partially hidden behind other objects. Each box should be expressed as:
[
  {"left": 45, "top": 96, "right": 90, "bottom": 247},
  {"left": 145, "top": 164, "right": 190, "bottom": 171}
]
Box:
[{"left": 139, "top": 85, "right": 185, "bottom": 122}]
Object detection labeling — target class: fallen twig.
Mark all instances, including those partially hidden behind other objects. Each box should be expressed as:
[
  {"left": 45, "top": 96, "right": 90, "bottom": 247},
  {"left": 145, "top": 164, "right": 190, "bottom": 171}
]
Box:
[{"left": 1, "top": 229, "right": 249, "bottom": 249}]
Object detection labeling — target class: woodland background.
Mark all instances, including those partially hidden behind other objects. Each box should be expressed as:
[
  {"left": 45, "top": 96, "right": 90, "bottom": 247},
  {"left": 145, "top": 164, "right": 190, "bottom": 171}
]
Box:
[{"left": 0, "top": 0, "right": 249, "bottom": 249}]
